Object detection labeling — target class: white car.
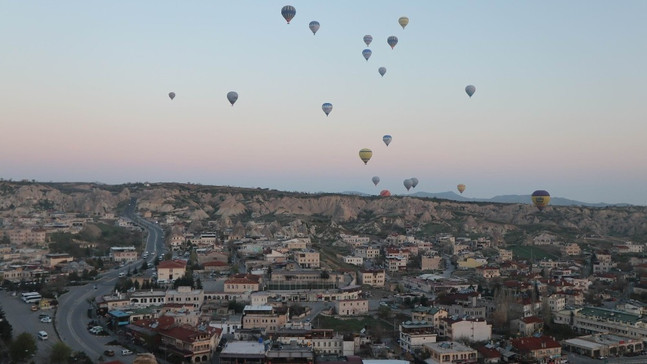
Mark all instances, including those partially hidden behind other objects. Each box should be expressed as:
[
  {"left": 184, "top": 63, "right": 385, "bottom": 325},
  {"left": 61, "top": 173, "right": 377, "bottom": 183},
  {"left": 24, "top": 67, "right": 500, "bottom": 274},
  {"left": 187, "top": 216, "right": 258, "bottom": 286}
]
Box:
[
  {"left": 121, "top": 349, "right": 133, "bottom": 356},
  {"left": 40, "top": 317, "right": 52, "bottom": 323}
]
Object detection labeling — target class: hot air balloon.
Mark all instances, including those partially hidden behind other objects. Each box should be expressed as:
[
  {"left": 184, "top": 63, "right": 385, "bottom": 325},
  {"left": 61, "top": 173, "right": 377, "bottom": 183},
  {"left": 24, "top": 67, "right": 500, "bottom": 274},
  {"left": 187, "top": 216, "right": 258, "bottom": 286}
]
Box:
[
  {"left": 227, "top": 91, "right": 238, "bottom": 106},
  {"left": 410, "top": 178, "right": 419, "bottom": 188},
  {"left": 363, "top": 35, "right": 373, "bottom": 46},
  {"left": 309, "top": 21, "right": 320, "bottom": 35},
  {"left": 403, "top": 179, "right": 413, "bottom": 191},
  {"left": 457, "top": 184, "right": 466, "bottom": 194},
  {"left": 168, "top": 92, "right": 175, "bottom": 100},
  {"left": 322, "top": 103, "right": 333, "bottom": 116},
  {"left": 378, "top": 67, "right": 387, "bottom": 77},
  {"left": 362, "top": 49, "right": 372, "bottom": 61},
  {"left": 531, "top": 190, "right": 551, "bottom": 211},
  {"left": 372, "top": 176, "right": 380, "bottom": 186},
  {"left": 359, "top": 148, "right": 373, "bottom": 165},
  {"left": 398, "top": 16, "right": 409, "bottom": 29},
  {"left": 387, "top": 36, "right": 398, "bottom": 49},
  {"left": 465, "top": 85, "right": 476, "bottom": 98},
  {"left": 380, "top": 190, "right": 391, "bottom": 197},
  {"left": 281, "top": 5, "right": 296, "bottom": 24},
  {"left": 383, "top": 135, "right": 392, "bottom": 146}
]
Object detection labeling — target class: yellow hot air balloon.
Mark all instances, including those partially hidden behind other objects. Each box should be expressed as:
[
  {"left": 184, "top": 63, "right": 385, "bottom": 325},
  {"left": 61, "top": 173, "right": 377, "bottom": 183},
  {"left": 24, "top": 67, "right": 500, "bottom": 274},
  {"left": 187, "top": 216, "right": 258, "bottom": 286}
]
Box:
[
  {"left": 359, "top": 148, "right": 373, "bottom": 165},
  {"left": 398, "top": 16, "right": 409, "bottom": 29},
  {"left": 531, "top": 190, "right": 551, "bottom": 211},
  {"left": 457, "top": 184, "right": 466, "bottom": 194}
]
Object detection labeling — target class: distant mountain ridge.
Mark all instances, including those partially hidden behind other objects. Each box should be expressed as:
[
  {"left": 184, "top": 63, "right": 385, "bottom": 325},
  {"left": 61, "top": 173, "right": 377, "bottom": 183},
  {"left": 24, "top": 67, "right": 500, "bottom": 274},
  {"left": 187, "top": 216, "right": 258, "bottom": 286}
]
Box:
[{"left": 408, "top": 191, "right": 631, "bottom": 207}]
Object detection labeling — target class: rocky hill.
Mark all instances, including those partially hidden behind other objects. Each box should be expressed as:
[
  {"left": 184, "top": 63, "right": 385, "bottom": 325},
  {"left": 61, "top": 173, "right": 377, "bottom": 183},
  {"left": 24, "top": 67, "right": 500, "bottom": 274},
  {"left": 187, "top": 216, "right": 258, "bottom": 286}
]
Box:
[{"left": 1, "top": 181, "right": 646, "bottom": 243}]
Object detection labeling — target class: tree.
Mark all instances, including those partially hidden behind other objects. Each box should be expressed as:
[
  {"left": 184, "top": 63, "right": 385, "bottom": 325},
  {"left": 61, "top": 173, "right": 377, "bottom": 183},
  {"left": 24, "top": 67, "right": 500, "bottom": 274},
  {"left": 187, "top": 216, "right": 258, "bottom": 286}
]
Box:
[
  {"left": 0, "top": 306, "right": 13, "bottom": 341},
  {"left": 377, "top": 306, "right": 391, "bottom": 320},
  {"left": 9, "top": 332, "right": 37, "bottom": 362},
  {"left": 141, "top": 261, "right": 149, "bottom": 270},
  {"left": 50, "top": 342, "right": 72, "bottom": 364}
]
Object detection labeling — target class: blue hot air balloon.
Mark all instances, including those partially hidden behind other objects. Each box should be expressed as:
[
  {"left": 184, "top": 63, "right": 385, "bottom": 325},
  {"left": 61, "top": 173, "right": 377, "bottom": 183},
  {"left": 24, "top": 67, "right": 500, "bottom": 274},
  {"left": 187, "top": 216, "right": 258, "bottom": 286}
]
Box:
[
  {"left": 322, "top": 103, "right": 333, "bottom": 116},
  {"left": 465, "top": 85, "right": 476, "bottom": 98},
  {"left": 383, "top": 135, "right": 392, "bottom": 146},
  {"left": 387, "top": 36, "right": 398, "bottom": 49},
  {"left": 372, "top": 176, "right": 380, "bottom": 186},
  {"left": 362, "top": 49, "right": 372, "bottom": 61},
  {"left": 227, "top": 91, "right": 238, "bottom": 106},
  {"left": 363, "top": 35, "right": 373, "bottom": 46},
  {"left": 378, "top": 67, "right": 387, "bottom": 77},
  {"left": 281, "top": 5, "right": 296, "bottom": 24},
  {"left": 309, "top": 21, "right": 320, "bottom": 35}
]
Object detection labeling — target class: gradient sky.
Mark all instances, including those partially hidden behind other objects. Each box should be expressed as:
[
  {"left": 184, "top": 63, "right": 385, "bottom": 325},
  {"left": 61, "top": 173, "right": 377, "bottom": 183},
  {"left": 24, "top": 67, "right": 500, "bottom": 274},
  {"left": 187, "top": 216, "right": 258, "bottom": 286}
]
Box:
[{"left": 2, "top": 1, "right": 646, "bottom": 205}]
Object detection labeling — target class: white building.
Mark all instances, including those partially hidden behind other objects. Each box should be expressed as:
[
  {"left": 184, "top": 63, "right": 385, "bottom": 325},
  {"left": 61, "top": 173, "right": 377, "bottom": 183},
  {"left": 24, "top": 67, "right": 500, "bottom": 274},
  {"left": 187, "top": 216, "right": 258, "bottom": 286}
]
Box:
[{"left": 343, "top": 256, "right": 364, "bottom": 266}]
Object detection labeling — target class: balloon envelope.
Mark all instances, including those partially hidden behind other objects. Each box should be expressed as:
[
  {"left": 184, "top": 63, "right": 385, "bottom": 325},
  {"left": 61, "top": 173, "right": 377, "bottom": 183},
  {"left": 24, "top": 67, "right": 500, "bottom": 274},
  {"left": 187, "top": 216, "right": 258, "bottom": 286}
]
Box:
[
  {"left": 359, "top": 148, "right": 373, "bottom": 165},
  {"left": 457, "top": 184, "right": 466, "bottom": 194},
  {"left": 362, "top": 49, "right": 372, "bottom": 61},
  {"left": 380, "top": 190, "right": 391, "bottom": 197},
  {"left": 465, "top": 85, "right": 476, "bottom": 98},
  {"left": 403, "top": 179, "right": 413, "bottom": 191},
  {"left": 281, "top": 5, "right": 296, "bottom": 24},
  {"left": 372, "top": 176, "right": 380, "bottom": 186},
  {"left": 387, "top": 36, "right": 398, "bottom": 49},
  {"left": 531, "top": 190, "right": 551, "bottom": 211},
  {"left": 378, "top": 67, "right": 387, "bottom": 77},
  {"left": 168, "top": 92, "right": 175, "bottom": 100},
  {"left": 411, "top": 178, "right": 419, "bottom": 188},
  {"left": 363, "top": 35, "right": 373, "bottom": 46},
  {"left": 322, "top": 103, "right": 333, "bottom": 116},
  {"left": 227, "top": 91, "right": 238, "bottom": 106},
  {"left": 309, "top": 21, "right": 320, "bottom": 35},
  {"left": 398, "top": 16, "right": 409, "bottom": 29},
  {"left": 382, "top": 135, "right": 392, "bottom": 146}
]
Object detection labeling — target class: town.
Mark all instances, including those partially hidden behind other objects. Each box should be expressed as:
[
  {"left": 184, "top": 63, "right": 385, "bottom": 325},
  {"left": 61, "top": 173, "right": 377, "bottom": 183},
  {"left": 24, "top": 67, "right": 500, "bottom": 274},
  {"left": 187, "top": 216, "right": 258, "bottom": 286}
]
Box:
[{"left": 0, "top": 183, "right": 646, "bottom": 364}]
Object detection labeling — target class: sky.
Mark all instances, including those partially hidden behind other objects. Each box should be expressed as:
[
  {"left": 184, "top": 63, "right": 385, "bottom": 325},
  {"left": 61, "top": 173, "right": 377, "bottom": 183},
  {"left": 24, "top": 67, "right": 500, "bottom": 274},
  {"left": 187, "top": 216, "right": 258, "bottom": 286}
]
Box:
[{"left": 1, "top": 1, "right": 647, "bottom": 205}]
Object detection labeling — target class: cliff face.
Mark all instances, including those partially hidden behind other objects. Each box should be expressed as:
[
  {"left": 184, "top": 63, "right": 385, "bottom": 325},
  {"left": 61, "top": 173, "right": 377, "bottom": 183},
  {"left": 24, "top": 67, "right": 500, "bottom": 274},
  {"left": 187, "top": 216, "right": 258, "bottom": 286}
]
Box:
[{"left": 1, "top": 182, "right": 646, "bottom": 240}]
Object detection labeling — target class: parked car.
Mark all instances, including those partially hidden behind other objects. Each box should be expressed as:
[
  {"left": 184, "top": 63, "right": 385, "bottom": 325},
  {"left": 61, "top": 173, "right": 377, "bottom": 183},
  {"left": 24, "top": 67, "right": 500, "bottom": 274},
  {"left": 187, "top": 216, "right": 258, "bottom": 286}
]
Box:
[
  {"left": 121, "top": 349, "right": 133, "bottom": 356},
  {"left": 30, "top": 305, "right": 38, "bottom": 311},
  {"left": 40, "top": 317, "right": 52, "bottom": 323},
  {"left": 103, "top": 350, "right": 115, "bottom": 357}
]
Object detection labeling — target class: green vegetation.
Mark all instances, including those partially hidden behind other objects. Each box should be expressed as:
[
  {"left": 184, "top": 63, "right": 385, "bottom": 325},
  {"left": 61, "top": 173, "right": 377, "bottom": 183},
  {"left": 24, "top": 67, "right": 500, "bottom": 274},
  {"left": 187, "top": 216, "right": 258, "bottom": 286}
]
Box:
[
  {"left": 50, "top": 342, "right": 73, "bottom": 364},
  {"left": 9, "top": 332, "right": 37, "bottom": 363},
  {"left": 49, "top": 223, "right": 142, "bottom": 258},
  {"left": 314, "top": 314, "right": 393, "bottom": 334}
]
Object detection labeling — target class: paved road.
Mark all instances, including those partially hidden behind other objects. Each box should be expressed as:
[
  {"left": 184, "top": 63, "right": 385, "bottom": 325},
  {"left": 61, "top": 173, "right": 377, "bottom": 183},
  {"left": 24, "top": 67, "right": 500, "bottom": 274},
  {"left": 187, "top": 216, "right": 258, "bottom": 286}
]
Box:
[
  {"left": 54, "top": 199, "right": 164, "bottom": 363},
  {"left": 0, "top": 291, "right": 60, "bottom": 363}
]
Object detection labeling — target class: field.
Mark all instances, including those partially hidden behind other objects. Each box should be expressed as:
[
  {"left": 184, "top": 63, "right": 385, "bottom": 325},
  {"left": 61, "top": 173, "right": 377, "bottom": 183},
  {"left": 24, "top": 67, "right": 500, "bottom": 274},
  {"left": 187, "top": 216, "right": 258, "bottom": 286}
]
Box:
[
  {"left": 509, "top": 245, "right": 560, "bottom": 260},
  {"left": 314, "top": 314, "right": 394, "bottom": 334}
]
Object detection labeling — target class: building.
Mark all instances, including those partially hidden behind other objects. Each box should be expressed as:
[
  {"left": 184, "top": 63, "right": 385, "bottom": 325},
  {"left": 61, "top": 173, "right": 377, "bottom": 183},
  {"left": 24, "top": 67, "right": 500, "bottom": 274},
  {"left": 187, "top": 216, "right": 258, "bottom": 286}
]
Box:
[
  {"left": 562, "top": 333, "right": 643, "bottom": 358},
  {"left": 157, "top": 260, "right": 187, "bottom": 283},
  {"left": 515, "top": 316, "right": 544, "bottom": 337},
  {"left": 510, "top": 336, "right": 561, "bottom": 363},
  {"left": 110, "top": 247, "right": 138, "bottom": 262},
  {"left": 354, "top": 246, "right": 380, "bottom": 259},
  {"left": 158, "top": 324, "right": 221, "bottom": 363},
  {"left": 242, "top": 305, "right": 288, "bottom": 333},
  {"left": 411, "top": 306, "right": 448, "bottom": 328},
  {"left": 341, "top": 235, "right": 370, "bottom": 246},
  {"left": 387, "top": 257, "right": 407, "bottom": 272},
  {"left": 399, "top": 321, "right": 437, "bottom": 352},
  {"left": 295, "top": 250, "right": 320, "bottom": 269},
  {"left": 224, "top": 277, "right": 260, "bottom": 294},
  {"left": 343, "top": 256, "right": 363, "bottom": 266},
  {"left": 438, "top": 317, "right": 491, "bottom": 342},
  {"left": 456, "top": 258, "right": 487, "bottom": 269},
  {"left": 6, "top": 228, "right": 47, "bottom": 245},
  {"left": 561, "top": 243, "right": 581, "bottom": 256},
  {"left": 476, "top": 265, "right": 501, "bottom": 279},
  {"left": 43, "top": 253, "right": 74, "bottom": 268},
  {"left": 553, "top": 307, "right": 647, "bottom": 339},
  {"left": 548, "top": 294, "right": 566, "bottom": 312},
  {"left": 423, "top": 341, "right": 478, "bottom": 364},
  {"left": 335, "top": 300, "right": 368, "bottom": 316},
  {"left": 165, "top": 286, "right": 204, "bottom": 309},
  {"left": 497, "top": 248, "right": 513, "bottom": 262},
  {"left": 219, "top": 340, "right": 267, "bottom": 364},
  {"left": 421, "top": 255, "right": 443, "bottom": 271},
  {"left": 359, "top": 270, "right": 385, "bottom": 288}
]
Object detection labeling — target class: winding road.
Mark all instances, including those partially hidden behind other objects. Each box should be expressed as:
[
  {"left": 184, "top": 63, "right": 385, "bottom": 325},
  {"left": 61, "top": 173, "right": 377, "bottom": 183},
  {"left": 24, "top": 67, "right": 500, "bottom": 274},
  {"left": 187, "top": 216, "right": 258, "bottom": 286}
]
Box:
[{"left": 54, "top": 199, "right": 164, "bottom": 361}]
